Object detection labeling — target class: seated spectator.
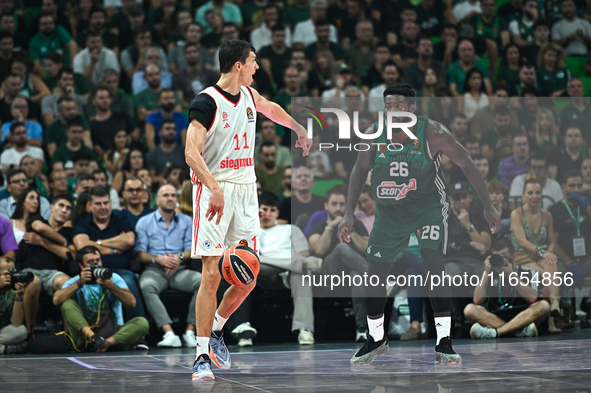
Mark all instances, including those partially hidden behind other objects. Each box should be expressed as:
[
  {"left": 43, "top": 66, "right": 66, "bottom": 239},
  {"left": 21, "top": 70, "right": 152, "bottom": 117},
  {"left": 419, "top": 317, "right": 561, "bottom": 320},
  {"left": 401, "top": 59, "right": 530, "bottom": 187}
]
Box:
[
  {"left": 416, "top": 0, "right": 455, "bottom": 38},
  {"left": 508, "top": 0, "right": 539, "bottom": 48},
  {"left": 137, "top": 169, "right": 156, "bottom": 207},
  {"left": 480, "top": 106, "right": 521, "bottom": 165},
  {"left": 509, "top": 178, "right": 561, "bottom": 333},
  {"left": 582, "top": 158, "right": 591, "bottom": 200},
  {"left": 0, "top": 74, "right": 35, "bottom": 125},
  {"left": 134, "top": 64, "right": 181, "bottom": 123},
  {"left": 251, "top": 5, "right": 292, "bottom": 52},
  {"left": 532, "top": 107, "right": 561, "bottom": 179},
  {"left": 404, "top": 36, "right": 446, "bottom": 92},
  {"left": 292, "top": 0, "right": 337, "bottom": 47},
  {"left": 53, "top": 246, "right": 150, "bottom": 352},
  {"left": 368, "top": 62, "right": 402, "bottom": 113},
  {"left": 41, "top": 67, "right": 88, "bottom": 127},
  {"left": 42, "top": 52, "right": 93, "bottom": 97},
  {"left": 149, "top": 0, "right": 191, "bottom": 43},
  {"left": 346, "top": 20, "right": 377, "bottom": 84},
  {"left": 172, "top": 43, "right": 218, "bottom": 108},
  {"left": 522, "top": 20, "right": 551, "bottom": 67},
  {"left": 10, "top": 54, "right": 50, "bottom": 106},
  {"left": 73, "top": 186, "right": 145, "bottom": 322},
  {"left": 1, "top": 97, "right": 43, "bottom": 148},
  {"left": 257, "top": 25, "right": 293, "bottom": 92},
  {"left": 464, "top": 238, "right": 550, "bottom": 339},
  {"left": 459, "top": 68, "right": 490, "bottom": 121},
  {"left": 256, "top": 142, "right": 286, "bottom": 195},
  {"left": 536, "top": 42, "right": 570, "bottom": 97},
  {"left": 0, "top": 14, "right": 27, "bottom": 54},
  {"left": 120, "top": 27, "right": 167, "bottom": 81},
  {"left": 45, "top": 97, "right": 92, "bottom": 160},
  {"left": 559, "top": 78, "right": 591, "bottom": 137},
  {"left": 390, "top": 20, "right": 419, "bottom": 71},
  {"left": 76, "top": 6, "right": 119, "bottom": 55},
  {"left": 29, "top": 12, "right": 78, "bottom": 68},
  {"left": 0, "top": 257, "right": 30, "bottom": 354},
  {"left": 103, "top": 129, "right": 130, "bottom": 181},
  {"left": 136, "top": 184, "right": 201, "bottom": 348},
  {"left": 131, "top": 49, "right": 172, "bottom": 95},
  {"left": 16, "top": 193, "right": 73, "bottom": 332},
  {"left": 444, "top": 181, "right": 491, "bottom": 331},
  {"left": 48, "top": 170, "right": 69, "bottom": 201},
  {"left": 73, "top": 31, "right": 120, "bottom": 88},
  {"left": 201, "top": 10, "right": 225, "bottom": 53},
  {"left": 145, "top": 90, "right": 188, "bottom": 151},
  {"left": 278, "top": 166, "right": 326, "bottom": 228},
  {"left": 556, "top": 125, "right": 586, "bottom": 184},
  {"left": 258, "top": 192, "right": 319, "bottom": 345},
  {"left": 304, "top": 19, "right": 346, "bottom": 65},
  {"left": 308, "top": 185, "right": 368, "bottom": 341},
  {"left": 112, "top": 4, "right": 161, "bottom": 52},
  {"left": 52, "top": 119, "right": 96, "bottom": 172},
  {"left": 111, "top": 148, "right": 146, "bottom": 198},
  {"left": 146, "top": 120, "right": 187, "bottom": 185},
  {"left": 195, "top": 0, "right": 242, "bottom": 35},
  {"left": 497, "top": 44, "right": 524, "bottom": 88},
  {"left": 0, "top": 123, "right": 44, "bottom": 179},
  {"left": 20, "top": 155, "right": 49, "bottom": 199},
  {"left": 254, "top": 119, "right": 291, "bottom": 167},
  {"left": 497, "top": 134, "right": 530, "bottom": 187},
  {"left": 168, "top": 22, "right": 214, "bottom": 73},
  {"left": 509, "top": 153, "right": 564, "bottom": 210},
  {"left": 360, "top": 43, "right": 391, "bottom": 96},
  {"left": 463, "top": 0, "right": 510, "bottom": 51},
  {"left": 84, "top": 69, "right": 134, "bottom": 120},
  {"left": 488, "top": 179, "right": 512, "bottom": 239},
  {"left": 448, "top": 39, "right": 493, "bottom": 98},
  {"left": 551, "top": 0, "right": 591, "bottom": 57},
  {"left": 120, "top": 177, "right": 154, "bottom": 228},
  {"left": 433, "top": 24, "right": 459, "bottom": 69},
  {"left": 69, "top": 158, "right": 95, "bottom": 199}
]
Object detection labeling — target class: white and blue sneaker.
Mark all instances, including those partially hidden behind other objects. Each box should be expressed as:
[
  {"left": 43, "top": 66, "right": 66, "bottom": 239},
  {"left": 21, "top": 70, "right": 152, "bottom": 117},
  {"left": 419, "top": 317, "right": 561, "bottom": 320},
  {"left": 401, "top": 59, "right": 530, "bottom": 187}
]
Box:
[
  {"left": 209, "top": 331, "right": 231, "bottom": 370},
  {"left": 192, "top": 354, "right": 215, "bottom": 381}
]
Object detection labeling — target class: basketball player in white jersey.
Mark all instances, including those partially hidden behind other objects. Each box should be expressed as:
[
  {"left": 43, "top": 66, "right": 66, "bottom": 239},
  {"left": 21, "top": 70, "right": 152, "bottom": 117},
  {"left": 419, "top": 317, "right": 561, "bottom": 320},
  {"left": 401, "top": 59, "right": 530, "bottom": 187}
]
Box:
[{"left": 186, "top": 39, "right": 312, "bottom": 381}]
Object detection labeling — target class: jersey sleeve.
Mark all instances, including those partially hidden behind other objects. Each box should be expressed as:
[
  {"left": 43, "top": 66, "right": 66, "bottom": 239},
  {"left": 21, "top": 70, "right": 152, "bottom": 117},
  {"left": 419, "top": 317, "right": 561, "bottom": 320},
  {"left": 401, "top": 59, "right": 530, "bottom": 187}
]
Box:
[{"left": 188, "top": 93, "right": 217, "bottom": 131}]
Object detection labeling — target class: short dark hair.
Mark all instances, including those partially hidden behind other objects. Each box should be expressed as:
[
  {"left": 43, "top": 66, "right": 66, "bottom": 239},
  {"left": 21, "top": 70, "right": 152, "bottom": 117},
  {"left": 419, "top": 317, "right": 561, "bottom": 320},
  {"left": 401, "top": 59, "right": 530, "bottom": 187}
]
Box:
[
  {"left": 183, "top": 42, "right": 198, "bottom": 52},
  {"left": 89, "top": 185, "right": 109, "bottom": 199},
  {"left": 271, "top": 23, "right": 285, "bottom": 34},
  {"left": 76, "top": 172, "right": 95, "bottom": 186},
  {"left": 562, "top": 170, "right": 583, "bottom": 185},
  {"left": 259, "top": 192, "right": 280, "bottom": 208},
  {"left": 533, "top": 19, "right": 551, "bottom": 30},
  {"left": 77, "top": 245, "right": 100, "bottom": 264},
  {"left": 66, "top": 118, "right": 84, "bottom": 130},
  {"left": 52, "top": 194, "right": 73, "bottom": 206},
  {"left": 493, "top": 105, "right": 510, "bottom": 117},
  {"left": 464, "top": 135, "right": 480, "bottom": 145},
  {"left": 0, "top": 31, "right": 12, "bottom": 41},
  {"left": 57, "top": 66, "right": 74, "bottom": 80},
  {"left": 326, "top": 184, "right": 347, "bottom": 202},
  {"left": 383, "top": 82, "right": 416, "bottom": 106},
  {"left": 527, "top": 152, "right": 547, "bottom": 167},
  {"left": 7, "top": 169, "right": 26, "bottom": 185},
  {"left": 523, "top": 178, "right": 542, "bottom": 194},
  {"left": 259, "top": 140, "right": 276, "bottom": 153},
  {"left": 159, "top": 119, "right": 176, "bottom": 131},
  {"left": 73, "top": 150, "right": 93, "bottom": 163},
  {"left": 85, "top": 30, "right": 102, "bottom": 41},
  {"left": 9, "top": 122, "right": 25, "bottom": 134},
  {"left": 491, "top": 238, "right": 515, "bottom": 254},
  {"left": 89, "top": 6, "right": 107, "bottom": 19},
  {"left": 219, "top": 39, "right": 255, "bottom": 74}
]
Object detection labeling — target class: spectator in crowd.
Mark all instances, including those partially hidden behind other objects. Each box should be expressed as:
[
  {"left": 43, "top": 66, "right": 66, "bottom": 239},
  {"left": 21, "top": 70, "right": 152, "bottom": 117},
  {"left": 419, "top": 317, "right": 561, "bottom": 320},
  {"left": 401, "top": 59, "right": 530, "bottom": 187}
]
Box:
[
  {"left": 29, "top": 12, "right": 78, "bottom": 68},
  {"left": 433, "top": 24, "right": 459, "bottom": 69},
  {"left": 41, "top": 67, "right": 88, "bottom": 126},
  {"left": 448, "top": 39, "right": 493, "bottom": 97},
  {"left": 16, "top": 193, "right": 73, "bottom": 332},
  {"left": 146, "top": 120, "right": 187, "bottom": 185},
  {"left": 278, "top": 166, "right": 325, "bottom": 229},
  {"left": 103, "top": 129, "right": 130, "bottom": 181},
  {"left": 308, "top": 185, "right": 369, "bottom": 341},
  {"left": 52, "top": 119, "right": 96, "bottom": 172},
  {"left": 53, "top": 246, "right": 149, "bottom": 352},
  {"left": 551, "top": 0, "right": 591, "bottom": 56},
  {"left": 416, "top": 0, "right": 455, "bottom": 37},
  {"left": 509, "top": 153, "right": 564, "bottom": 210},
  {"left": 470, "top": 84, "right": 519, "bottom": 139},
  {"left": 0, "top": 31, "right": 15, "bottom": 82},
  {"left": 368, "top": 62, "right": 401, "bottom": 112},
  {"left": 9, "top": 55, "right": 51, "bottom": 106},
  {"left": 273, "top": 66, "right": 307, "bottom": 114},
  {"left": 201, "top": 10, "right": 226, "bottom": 52},
  {"left": 460, "top": 68, "right": 490, "bottom": 121},
  {"left": 308, "top": 51, "right": 337, "bottom": 97},
  {"left": 464, "top": 0, "right": 510, "bottom": 50},
  {"left": 522, "top": 19, "right": 552, "bottom": 66},
  {"left": 536, "top": 42, "right": 570, "bottom": 97},
  {"left": 549, "top": 170, "right": 591, "bottom": 290},
  {"left": 497, "top": 134, "right": 530, "bottom": 187},
  {"left": 380, "top": 3, "right": 415, "bottom": 46},
  {"left": 0, "top": 257, "right": 30, "bottom": 354},
  {"left": 509, "top": 178, "right": 562, "bottom": 333},
  {"left": 0, "top": 13, "right": 27, "bottom": 54},
  {"left": 488, "top": 179, "right": 512, "bottom": 238},
  {"left": 0, "top": 123, "right": 44, "bottom": 178},
  {"left": 339, "top": 0, "right": 380, "bottom": 48},
  {"left": 517, "top": 87, "right": 541, "bottom": 132},
  {"left": 256, "top": 142, "right": 286, "bottom": 195},
  {"left": 556, "top": 124, "right": 587, "bottom": 183},
  {"left": 48, "top": 169, "right": 69, "bottom": 200},
  {"left": 73, "top": 186, "right": 145, "bottom": 321},
  {"left": 444, "top": 181, "right": 492, "bottom": 332},
  {"left": 509, "top": 0, "right": 539, "bottom": 48},
  {"left": 497, "top": 44, "right": 524, "bottom": 88},
  {"left": 532, "top": 107, "right": 561, "bottom": 179},
  {"left": 559, "top": 78, "right": 591, "bottom": 135},
  {"left": 134, "top": 64, "right": 181, "bottom": 123},
  {"left": 391, "top": 20, "right": 420, "bottom": 71},
  {"left": 149, "top": 0, "right": 191, "bottom": 44},
  {"left": 168, "top": 22, "right": 214, "bottom": 73},
  {"left": 255, "top": 119, "right": 291, "bottom": 168},
  {"left": 453, "top": 0, "right": 481, "bottom": 23},
  {"left": 251, "top": 5, "right": 292, "bottom": 51},
  {"left": 1, "top": 97, "right": 43, "bottom": 148},
  {"left": 361, "top": 43, "right": 391, "bottom": 96},
  {"left": 120, "top": 28, "right": 166, "bottom": 81},
  {"left": 30, "top": 0, "right": 74, "bottom": 38},
  {"left": 258, "top": 192, "right": 319, "bottom": 345},
  {"left": 195, "top": 0, "right": 243, "bottom": 35},
  {"left": 480, "top": 106, "right": 521, "bottom": 165},
  {"left": 136, "top": 184, "right": 201, "bottom": 347},
  {"left": 293, "top": 0, "right": 337, "bottom": 47},
  {"left": 464, "top": 238, "right": 550, "bottom": 339},
  {"left": 346, "top": 20, "right": 376, "bottom": 83},
  {"left": 73, "top": 31, "right": 120, "bottom": 88},
  {"left": 515, "top": 64, "right": 537, "bottom": 95},
  {"left": 304, "top": 19, "right": 346, "bottom": 65},
  {"left": 0, "top": 216, "right": 18, "bottom": 260},
  {"left": 283, "top": 0, "right": 312, "bottom": 30},
  {"left": 172, "top": 43, "right": 218, "bottom": 108},
  {"left": 77, "top": 6, "right": 119, "bottom": 53},
  {"left": 132, "top": 49, "right": 172, "bottom": 95},
  {"left": 113, "top": 4, "right": 161, "bottom": 53},
  {"left": 72, "top": 172, "right": 95, "bottom": 201},
  {"left": 321, "top": 65, "right": 355, "bottom": 109},
  {"left": 404, "top": 36, "right": 446, "bottom": 91},
  {"left": 120, "top": 177, "right": 153, "bottom": 228},
  {"left": 85, "top": 69, "right": 134, "bottom": 120},
  {"left": 0, "top": 74, "right": 28, "bottom": 124},
  {"left": 43, "top": 52, "right": 93, "bottom": 97},
  {"left": 111, "top": 148, "right": 146, "bottom": 198},
  {"left": 258, "top": 25, "right": 292, "bottom": 91},
  {"left": 145, "top": 89, "right": 188, "bottom": 151}
]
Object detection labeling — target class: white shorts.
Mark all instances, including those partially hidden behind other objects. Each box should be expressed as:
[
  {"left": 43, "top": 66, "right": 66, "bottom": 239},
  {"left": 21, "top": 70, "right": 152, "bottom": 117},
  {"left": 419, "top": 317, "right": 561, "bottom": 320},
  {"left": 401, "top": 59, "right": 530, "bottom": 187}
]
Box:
[{"left": 191, "top": 181, "right": 260, "bottom": 257}]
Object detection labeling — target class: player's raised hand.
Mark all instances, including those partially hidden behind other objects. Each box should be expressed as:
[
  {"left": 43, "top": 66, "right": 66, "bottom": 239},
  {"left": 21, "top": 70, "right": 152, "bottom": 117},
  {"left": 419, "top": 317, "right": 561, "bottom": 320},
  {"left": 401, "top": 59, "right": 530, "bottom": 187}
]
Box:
[
  {"left": 295, "top": 132, "right": 312, "bottom": 156},
  {"left": 206, "top": 187, "right": 224, "bottom": 225},
  {"left": 484, "top": 205, "right": 502, "bottom": 234}
]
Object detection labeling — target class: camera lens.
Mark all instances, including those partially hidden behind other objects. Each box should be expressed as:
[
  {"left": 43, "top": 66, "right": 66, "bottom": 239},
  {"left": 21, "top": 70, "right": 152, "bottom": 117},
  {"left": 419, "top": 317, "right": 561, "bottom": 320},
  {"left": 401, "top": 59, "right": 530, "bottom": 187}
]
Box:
[{"left": 489, "top": 254, "right": 505, "bottom": 269}]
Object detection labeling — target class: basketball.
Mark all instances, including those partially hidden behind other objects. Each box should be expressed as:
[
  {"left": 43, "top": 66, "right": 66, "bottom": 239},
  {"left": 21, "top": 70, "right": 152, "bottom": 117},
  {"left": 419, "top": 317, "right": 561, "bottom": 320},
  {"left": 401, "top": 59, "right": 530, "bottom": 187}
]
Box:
[{"left": 218, "top": 245, "right": 260, "bottom": 286}]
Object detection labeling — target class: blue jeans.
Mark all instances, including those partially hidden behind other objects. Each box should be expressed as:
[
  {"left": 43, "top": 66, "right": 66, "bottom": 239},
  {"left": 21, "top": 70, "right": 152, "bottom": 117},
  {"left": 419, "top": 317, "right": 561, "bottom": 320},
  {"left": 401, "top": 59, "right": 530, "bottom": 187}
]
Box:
[{"left": 111, "top": 268, "right": 146, "bottom": 320}]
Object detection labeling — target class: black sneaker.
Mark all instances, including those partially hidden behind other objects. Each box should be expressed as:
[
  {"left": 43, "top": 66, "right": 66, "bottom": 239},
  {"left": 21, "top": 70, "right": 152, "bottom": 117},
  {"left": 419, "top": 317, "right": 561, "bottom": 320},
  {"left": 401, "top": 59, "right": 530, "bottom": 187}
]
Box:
[
  {"left": 133, "top": 338, "right": 149, "bottom": 350},
  {"left": 350, "top": 334, "right": 389, "bottom": 365},
  {"left": 90, "top": 336, "right": 108, "bottom": 352},
  {"left": 434, "top": 336, "right": 462, "bottom": 365},
  {"left": 5, "top": 340, "right": 29, "bottom": 354}
]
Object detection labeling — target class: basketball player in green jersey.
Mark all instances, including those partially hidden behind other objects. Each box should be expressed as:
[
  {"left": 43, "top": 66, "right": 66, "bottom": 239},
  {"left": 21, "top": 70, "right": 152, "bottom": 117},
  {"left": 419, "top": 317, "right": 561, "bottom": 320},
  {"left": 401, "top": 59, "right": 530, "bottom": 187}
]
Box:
[{"left": 338, "top": 83, "right": 501, "bottom": 365}]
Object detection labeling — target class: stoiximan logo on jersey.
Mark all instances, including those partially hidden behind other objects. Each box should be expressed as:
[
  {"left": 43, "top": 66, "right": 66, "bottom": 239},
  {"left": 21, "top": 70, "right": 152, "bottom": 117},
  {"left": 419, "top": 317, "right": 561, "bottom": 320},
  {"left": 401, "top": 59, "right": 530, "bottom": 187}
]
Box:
[
  {"left": 376, "top": 179, "right": 417, "bottom": 200},
  {"left": 302, "top": 106, "right": 418, "bottom": 152}
]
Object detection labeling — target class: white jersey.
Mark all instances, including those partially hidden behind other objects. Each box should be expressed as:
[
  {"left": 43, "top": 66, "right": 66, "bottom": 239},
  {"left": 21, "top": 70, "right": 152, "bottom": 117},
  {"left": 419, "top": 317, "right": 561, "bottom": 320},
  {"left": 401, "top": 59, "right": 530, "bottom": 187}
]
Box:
[{"left": 190, "top": 85, "right": 257, "bottom": 184}]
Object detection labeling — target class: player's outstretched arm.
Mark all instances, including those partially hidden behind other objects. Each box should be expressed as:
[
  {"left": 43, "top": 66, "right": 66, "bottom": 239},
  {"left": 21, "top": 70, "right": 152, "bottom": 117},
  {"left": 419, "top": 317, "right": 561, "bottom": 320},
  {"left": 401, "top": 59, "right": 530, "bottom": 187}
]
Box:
[
  {"left": 338, "top": 126, "right": 376, "bottom": 244},
  {"left": 427, "top": 120, "right": 502, "bottom": 234},
  {"left": 185, "top": 119, "right": 224, "bottom": 224},
  {"left": 249, "top": 87, "right": 312, "bottom": 156}
]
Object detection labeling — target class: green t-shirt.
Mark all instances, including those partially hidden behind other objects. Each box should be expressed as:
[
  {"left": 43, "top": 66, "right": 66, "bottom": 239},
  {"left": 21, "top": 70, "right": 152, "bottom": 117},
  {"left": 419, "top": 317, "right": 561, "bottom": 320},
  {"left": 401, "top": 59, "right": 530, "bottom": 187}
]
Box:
[
  {"left": 134, "top": 89, "right": 180, "bottom": 112},
  {"left": 0, "top": 289, "right": 16, "bottom": 329},
  {"left": 241, "top": 0, "right": 264, "bottom": 29},
  {"left": 256, "top": 165, "right": 286, "bottom": 195},
  {"left": 282, "top": 5, "right": 309, "bottom": 27},
  {"left": 29, "top": 26, "right": 74, "bottom": 66},
  {"left": 45, "top": 115, "right": 91, "bottom": 146},
  {"left": 44, "top": 73, "right": 93, "bottom": 95},
  {"left": 496, "top": 66, "right": 520, "bottom": 87},
  {"left": 448, "top": 61, "right": 490, "bottom": 93},
  {"left": 536, "top": 67, "right": 570, "bottom": 96},
  {"left": 53, "top": 145, "right": 96, "bottom": 168},
  {"left": 465, "top": 14, "right": 507, "bottom": 46}
]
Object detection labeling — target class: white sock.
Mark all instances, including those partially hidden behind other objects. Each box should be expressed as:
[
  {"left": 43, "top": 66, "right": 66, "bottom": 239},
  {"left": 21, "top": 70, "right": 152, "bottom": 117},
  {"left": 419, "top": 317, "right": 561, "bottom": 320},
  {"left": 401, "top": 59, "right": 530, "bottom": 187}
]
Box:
[
  {"left": 211, "top": 311, "right": 228, "bottom": 332},
  {"left": 195, "top": 336, "right": 209, "bottom": 359},
  {"left": 435, "top": 317, "right": 451, "bottom": 345},
  {"left": 367, "top": 315, "right": 385, "bottom": 341}
]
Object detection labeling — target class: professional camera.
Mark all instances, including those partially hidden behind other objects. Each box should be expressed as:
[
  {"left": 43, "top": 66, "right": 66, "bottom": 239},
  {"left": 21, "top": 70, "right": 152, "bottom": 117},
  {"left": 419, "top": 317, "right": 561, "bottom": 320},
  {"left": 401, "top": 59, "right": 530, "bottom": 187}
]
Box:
[
  {"left": 490, "top": 253, "right": 512, "bottom": 269},
  {"left": 8, "top": 268, "right": 34, "bottom": 285},
  {"left": 90, "top": 263, "right": 112, "bottom": 281}
]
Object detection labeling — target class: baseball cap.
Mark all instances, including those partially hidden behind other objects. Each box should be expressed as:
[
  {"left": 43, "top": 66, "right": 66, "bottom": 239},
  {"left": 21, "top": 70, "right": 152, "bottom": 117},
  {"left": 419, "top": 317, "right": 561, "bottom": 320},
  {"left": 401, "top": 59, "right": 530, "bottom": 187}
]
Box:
[{"left": 450, "top": 181, "right": 472, "bottom": 197}]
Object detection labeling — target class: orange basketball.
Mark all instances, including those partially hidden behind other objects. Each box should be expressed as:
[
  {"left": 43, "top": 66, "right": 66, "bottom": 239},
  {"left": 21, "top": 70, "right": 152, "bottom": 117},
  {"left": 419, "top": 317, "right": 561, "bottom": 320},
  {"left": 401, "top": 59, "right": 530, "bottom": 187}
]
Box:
[{"left": 218, "top": 245, "right": 260, "bottom": 286}]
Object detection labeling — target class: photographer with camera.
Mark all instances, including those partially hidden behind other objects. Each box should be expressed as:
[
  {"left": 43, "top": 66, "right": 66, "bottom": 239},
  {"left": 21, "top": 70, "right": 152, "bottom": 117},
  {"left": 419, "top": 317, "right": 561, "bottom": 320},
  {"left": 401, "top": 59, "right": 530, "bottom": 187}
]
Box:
[
  {"left": 0, "top": 257, "right": 31, "bottom": 354},
  {"left": 53, "top": 246, "right": 149, "bottom": 352},
  {"left": 464, "top": 238, "right": 550, "bottom": 339}
]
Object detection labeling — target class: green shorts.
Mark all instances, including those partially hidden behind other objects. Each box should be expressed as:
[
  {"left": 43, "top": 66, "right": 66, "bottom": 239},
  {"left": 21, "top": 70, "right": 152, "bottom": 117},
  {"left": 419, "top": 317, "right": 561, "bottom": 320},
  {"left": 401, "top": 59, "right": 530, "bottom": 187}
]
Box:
[{"left": 366, "top": 199, "right": 449, "bottom": 263}]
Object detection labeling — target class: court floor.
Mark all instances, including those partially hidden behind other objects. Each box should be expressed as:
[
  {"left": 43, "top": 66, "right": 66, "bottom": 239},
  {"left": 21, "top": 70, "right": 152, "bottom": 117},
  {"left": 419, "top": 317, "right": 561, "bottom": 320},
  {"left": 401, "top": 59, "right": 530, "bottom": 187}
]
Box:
[{"left": 1, "top": 331, "right": 590, "bottom": 392}]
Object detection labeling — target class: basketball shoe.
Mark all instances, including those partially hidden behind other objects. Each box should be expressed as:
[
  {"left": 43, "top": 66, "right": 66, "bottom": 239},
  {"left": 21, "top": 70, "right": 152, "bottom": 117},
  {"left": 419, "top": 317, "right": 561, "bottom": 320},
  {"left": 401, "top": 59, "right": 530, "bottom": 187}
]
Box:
[
  {"left": 434, "top": 337, "right": 462, "bottom": 365},
  {"left": 209, "top": 331, "right": 231, "bottom": 369},
  {"left": 192, "top": 354, "right": 215, "bottom": 381},
  {"left": 350, "top": 334, "right": 389, "bottom": 365}
]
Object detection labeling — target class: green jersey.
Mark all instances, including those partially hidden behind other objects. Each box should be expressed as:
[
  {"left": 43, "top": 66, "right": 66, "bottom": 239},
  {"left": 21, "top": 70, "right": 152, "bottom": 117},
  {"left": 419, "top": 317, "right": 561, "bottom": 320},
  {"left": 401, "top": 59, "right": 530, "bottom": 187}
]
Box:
[{"left": 371, "top": 115, "right": 446, "bottom": 206}]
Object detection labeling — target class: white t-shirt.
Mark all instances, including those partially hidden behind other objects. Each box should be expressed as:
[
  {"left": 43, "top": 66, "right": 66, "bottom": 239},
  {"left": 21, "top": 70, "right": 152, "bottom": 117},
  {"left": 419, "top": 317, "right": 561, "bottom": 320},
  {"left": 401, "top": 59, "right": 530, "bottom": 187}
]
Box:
[
  {"left": 259, "top": 224, "right": 308, "bottom": 270},
  {"left": 551, "top": 18, "right": 591, "bottom": 56},
  {"left": 292, "top": 19, "right": 339, "bottom": 47},
  {"left": 453, "top": 1, "right": 481, "bottom": 22},
  {"left": 0, "top": 146, "right": 45, "bottom": 168}
]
